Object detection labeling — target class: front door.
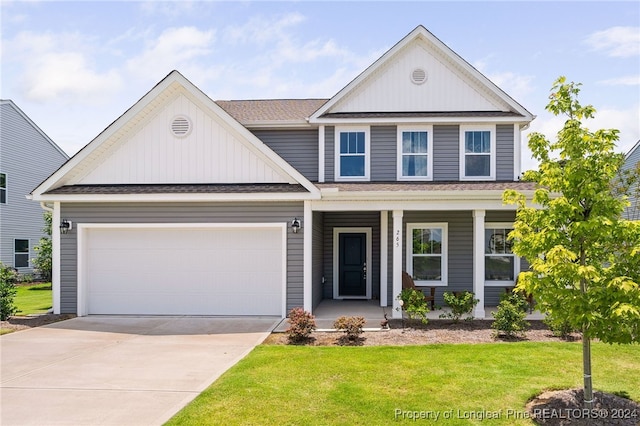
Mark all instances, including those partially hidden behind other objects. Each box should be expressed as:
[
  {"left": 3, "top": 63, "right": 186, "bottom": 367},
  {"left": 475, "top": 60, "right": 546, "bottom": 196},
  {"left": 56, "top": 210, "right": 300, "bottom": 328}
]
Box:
[{"left": 338, "top": 233, "right": 367, "bottom": 297}]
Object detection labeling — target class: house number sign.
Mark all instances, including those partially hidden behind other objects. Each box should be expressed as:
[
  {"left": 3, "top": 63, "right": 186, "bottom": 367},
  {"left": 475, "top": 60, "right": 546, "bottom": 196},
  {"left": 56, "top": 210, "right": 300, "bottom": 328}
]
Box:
[{"left": 395, "top": 229, "right": 400, "bottom": 248}]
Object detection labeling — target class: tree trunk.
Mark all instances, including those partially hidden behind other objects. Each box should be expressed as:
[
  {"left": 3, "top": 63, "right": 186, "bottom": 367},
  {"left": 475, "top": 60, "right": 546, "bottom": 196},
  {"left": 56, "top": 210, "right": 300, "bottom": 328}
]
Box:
[{"left": 582, "top": 333, "right": 593, "bottom": 409}]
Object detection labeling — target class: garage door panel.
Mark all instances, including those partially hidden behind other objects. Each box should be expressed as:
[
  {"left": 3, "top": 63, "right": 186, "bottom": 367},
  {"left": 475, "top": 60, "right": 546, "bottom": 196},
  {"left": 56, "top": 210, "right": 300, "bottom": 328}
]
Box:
[{"left": 84, "top": 226, "right": 284, "bottom": 315}]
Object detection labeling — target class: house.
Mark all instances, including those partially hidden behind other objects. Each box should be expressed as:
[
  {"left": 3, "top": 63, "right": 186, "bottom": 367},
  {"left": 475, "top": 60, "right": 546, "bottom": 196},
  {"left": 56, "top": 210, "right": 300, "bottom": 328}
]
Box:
[
  {"left": 30, "top": 26, "right": 535, "bottom": 319},
  {"left": 622, "top": 140, "right": 639, "bottom": 221},
  {"left": 1, "top": 100, "right": 69, "bottom": 274}
]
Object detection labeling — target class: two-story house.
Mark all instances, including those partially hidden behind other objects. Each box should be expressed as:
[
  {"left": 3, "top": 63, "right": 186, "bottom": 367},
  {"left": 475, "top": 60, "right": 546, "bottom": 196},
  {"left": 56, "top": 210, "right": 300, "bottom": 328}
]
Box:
[
  {"left": 623, "top": 140, "right": 639, "bottom": 221},
  {"left": 30, "top": 26, "right": 535, "bottom": 319},
  {"left": 1, "top": 100, "right": 69, "bottom": 274}
]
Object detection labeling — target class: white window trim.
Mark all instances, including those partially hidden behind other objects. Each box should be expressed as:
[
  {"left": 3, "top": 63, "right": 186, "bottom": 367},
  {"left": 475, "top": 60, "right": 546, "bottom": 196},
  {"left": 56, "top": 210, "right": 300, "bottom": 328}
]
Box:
[
  {"left": 459, "top": 124, "right": 496, "bottom": 181},
  {"left": 334, "top": 126, "right": 370, "bottom": 181},
  {"left": 484, "top": 222, "right": 519, "bottom": 287},
  {"left": 397, "top": 125, "right": 433, "bottom": 181},
  {"left": 406, "top": 222, "right": 448, "bottom": 287},
  {"left": 0, "top": 172, "right": 7, "bottom": 205},
  {"left": 14, "top": 238, "right": 30, "bottom": 269}
]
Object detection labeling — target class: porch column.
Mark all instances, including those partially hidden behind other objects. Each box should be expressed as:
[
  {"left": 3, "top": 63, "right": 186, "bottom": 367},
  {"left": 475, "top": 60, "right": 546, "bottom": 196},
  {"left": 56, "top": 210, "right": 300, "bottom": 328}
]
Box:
[
  {"left": 392, "top": 210, "right": 403, "bottom": 318},
  {"left": 303, "top": 200, "right": 313, "bottom": 312},
  {"left": 52, "top": 201, "right": 61, "bottom": 314},
  {"left": 472, "top": 209, "right": 486, "bottom": 319},
  {"left": 380, "top": 211, "right": 388, "bottom": 307}
]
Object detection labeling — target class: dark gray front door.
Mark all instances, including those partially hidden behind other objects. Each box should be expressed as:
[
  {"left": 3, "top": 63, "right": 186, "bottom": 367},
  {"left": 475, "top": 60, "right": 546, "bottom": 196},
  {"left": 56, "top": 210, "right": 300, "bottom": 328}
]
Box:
[{"left": 338, "top": 233, "right": 366, "bottom": 297}]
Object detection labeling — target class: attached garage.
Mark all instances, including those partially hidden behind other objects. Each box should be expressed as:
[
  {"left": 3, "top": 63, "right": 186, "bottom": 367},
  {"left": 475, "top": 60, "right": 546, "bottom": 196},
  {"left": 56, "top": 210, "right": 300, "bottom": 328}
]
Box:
[{"left": 78, "top": 224, "right": 286, "bottom": 316}]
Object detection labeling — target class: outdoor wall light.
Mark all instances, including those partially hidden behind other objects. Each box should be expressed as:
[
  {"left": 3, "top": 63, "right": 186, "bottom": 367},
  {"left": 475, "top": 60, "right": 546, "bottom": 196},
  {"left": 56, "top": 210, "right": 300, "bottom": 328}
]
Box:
[
  {"left": 291, "top": 218, "right": 301, "bottom": 234},
  {"left": 60, "top": 219, "right": 72, "bottom": 234}
]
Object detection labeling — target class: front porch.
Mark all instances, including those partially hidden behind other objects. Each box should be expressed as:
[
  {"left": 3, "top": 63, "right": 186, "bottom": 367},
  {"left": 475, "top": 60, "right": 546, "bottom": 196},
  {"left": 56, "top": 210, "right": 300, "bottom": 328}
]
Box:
[{"left": 275, "top": 300, "right": 545, "bottom": 332}]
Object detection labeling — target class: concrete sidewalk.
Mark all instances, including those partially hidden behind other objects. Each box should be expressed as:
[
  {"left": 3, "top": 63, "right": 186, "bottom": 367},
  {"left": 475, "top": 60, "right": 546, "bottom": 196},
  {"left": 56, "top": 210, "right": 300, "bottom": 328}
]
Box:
[{"left": 1, "top": 316, "right": 278, "bottom": 426}]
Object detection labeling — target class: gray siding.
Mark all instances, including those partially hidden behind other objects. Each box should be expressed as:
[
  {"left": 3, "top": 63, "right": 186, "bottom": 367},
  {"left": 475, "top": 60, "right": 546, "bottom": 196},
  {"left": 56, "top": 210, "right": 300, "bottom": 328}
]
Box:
[
  {"left": 312, "top": 211, "right": 324, "bottom": 309},
  {"left": 324, "top": 126, "right": 334, "bottom": 182},
  {"left": 623, "top": 143, "right": 639, "bottom": 220},
  {"left": 371, "top": 126, "right": 396, "bottom": 181},
  {"left": 496, "top": 124, "right": 514, "bottom": 180},
  {"left": 322, "top": 212, "right": 381, "bottom": 300},
  {"left": 251, "top": 129, "right": 319, "bottom": 181},
  {"left": 0, "top": 101, "right": 68, "bottom": 272},
  {"left": 59, "top": 202, "right": 303, "bottom": 314},
  {"left": 433, "top": 125, "right": 459, "bottom": 181}
]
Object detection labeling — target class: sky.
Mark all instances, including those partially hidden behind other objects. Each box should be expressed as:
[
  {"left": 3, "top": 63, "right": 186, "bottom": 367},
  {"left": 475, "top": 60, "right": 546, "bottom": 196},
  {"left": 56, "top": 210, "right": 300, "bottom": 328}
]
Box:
[{"left": 1, "top": 1, "right": 639, "bottom": 173}]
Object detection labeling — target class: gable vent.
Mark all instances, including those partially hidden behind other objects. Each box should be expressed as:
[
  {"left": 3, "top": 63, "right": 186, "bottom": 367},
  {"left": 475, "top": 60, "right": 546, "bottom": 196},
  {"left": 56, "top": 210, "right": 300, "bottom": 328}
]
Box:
[
  {"left": 410, "top": 68, "right": 427, "bottom": 85},
  {"left": 171, "top": 116, "right": 191, "bottom": 137}
]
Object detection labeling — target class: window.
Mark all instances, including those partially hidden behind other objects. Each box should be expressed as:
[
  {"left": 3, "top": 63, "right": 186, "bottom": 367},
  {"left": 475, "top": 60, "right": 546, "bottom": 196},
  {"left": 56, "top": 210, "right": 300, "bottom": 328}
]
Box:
[
  {"left": 14, "top": 239, "right": 29, "bottom": 268},
  {"left": 335, "top": 127, "right": 369, "bottom": 180},
  {"left": 397, "top": 126, "right": 433, "bottom": 180},
  {"left": 406, "top": 223, "right": 448, "bottom": 286},
  {"left": 485, "top": 225, "right": 519, "bottom": 284},
  {"left": 460, "top": 125, "right": 495, "bottom": 180},
  {"left": 0, "top": 173, "right": 6, "bottom": 204}
]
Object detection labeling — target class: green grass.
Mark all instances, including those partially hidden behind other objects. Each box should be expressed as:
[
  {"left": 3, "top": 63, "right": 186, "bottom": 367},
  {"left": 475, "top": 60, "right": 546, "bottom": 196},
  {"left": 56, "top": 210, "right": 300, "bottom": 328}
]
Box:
[
  {"left": 14, "top": 283, "right": 52, "bottom": 315},
  {"left": 167, "top": 342, "right": 640, "bottom": 425}
]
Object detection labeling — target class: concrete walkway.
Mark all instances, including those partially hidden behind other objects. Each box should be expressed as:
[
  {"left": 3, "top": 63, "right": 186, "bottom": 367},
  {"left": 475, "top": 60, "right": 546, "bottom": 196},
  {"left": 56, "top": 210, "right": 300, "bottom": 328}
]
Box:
[{"left": 1, "top": 316, "right": 279, "bottom": 426}]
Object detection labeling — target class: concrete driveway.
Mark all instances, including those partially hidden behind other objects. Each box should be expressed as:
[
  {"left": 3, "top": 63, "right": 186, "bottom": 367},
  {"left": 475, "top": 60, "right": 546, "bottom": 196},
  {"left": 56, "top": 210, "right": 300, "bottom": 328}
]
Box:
[{"left": 1, "top": 316, "right": 279, "bottom": 426}]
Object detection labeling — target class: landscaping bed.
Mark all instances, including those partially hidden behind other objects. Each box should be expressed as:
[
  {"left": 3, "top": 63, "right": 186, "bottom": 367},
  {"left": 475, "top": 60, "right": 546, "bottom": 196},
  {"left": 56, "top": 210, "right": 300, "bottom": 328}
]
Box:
[{"left": 1, "top": 313, "right": 76, "bottom": 334}]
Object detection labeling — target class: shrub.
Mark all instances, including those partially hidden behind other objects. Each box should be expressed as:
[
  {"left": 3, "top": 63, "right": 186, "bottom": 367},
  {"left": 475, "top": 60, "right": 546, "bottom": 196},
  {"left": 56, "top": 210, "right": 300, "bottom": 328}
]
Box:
[
  {"left": 0, "top": 263, "right": 19, "bottom": 320},
  {"left": 285, "top": 308, "right": 316, "bottom": 343},
  {"left": 333, "top": 316, "right": 365, "bottom": 341},
  {"left": 32, "top": 211, "right": 53, "bottom": 281},
  {"left": 544, "top": 311, "right": 577, "bottom": 339},
  {"left": 439, "top": 291, "right": 478, "bottom": 322},
  {"left": 396, "top": 288, "right": 429, "bottom": 324},
  {"left": 492, "top": 292, "right": 530, "bottom": 338}
]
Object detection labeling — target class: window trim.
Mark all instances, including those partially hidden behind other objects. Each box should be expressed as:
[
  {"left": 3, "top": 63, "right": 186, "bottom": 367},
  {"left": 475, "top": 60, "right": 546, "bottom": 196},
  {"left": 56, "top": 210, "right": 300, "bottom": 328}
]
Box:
[
  {"left": 406, "top": 223, "right": 448, "bottom": 287},
  {"left": 14, "top": 238, "right": 29, "bottom": 269},
  {"left": 459, "top": 124, "right": 496, "bottom": 181},
  {"left": 0, "top": 172, "right": 6, "bottom": 204},
  {"left": 334, "top": 126, "right": 370, "bottom": 181},
  {"left": 396, "top": 125, "right": 433, "bottom": 181},
  {"left": 484, "top": 223, "right": 519, "bottom": 286}
]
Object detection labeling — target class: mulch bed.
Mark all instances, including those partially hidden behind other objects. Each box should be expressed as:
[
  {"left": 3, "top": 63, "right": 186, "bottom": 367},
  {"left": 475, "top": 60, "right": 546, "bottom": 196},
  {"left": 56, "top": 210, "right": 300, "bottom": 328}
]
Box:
[{"left": 1, "top": 314, "right": 76, "bottom": 333}]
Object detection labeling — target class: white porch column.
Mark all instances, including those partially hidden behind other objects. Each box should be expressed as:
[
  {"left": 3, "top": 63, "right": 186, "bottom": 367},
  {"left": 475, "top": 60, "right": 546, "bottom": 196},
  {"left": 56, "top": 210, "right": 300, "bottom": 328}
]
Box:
[
  {"left": 52, "top": 201, "right": 61, "bottom": 314},
  {"left": 380, "top": 211, "right": 388, "bottom": 307},
  {"left": 391, "top": 210, "right": 403, "bottom": 318},
  {"left": 473, "top": 209, "right": 486, "bottom": 319},
  {"left": 318, "top": 125, "right": 325, "bottom": 183},
  {"left": 303, "top": 200, "right": 313, "bottom": 312}
]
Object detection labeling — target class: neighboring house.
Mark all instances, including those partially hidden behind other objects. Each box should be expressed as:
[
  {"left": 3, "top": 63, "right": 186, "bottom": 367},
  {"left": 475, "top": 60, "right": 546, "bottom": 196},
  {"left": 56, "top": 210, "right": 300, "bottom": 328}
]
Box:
[
  {"left": 1, "top": 100, "right": 69, "bottom": 274},
  {"left": 31, "top": 26, "right": 535, "bottom": 318},
  {"left": 622, "top": 140, "right": 639, "bottom": 221}
]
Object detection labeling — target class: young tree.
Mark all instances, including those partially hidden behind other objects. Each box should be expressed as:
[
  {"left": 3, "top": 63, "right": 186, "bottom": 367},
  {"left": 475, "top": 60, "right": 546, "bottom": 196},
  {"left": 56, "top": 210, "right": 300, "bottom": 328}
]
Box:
[
  {"left": 504, "top": 77, "right": 640, "bottom": 409},
  {"left": 32, "top": 211, "right": 52, "bottom": 281}
]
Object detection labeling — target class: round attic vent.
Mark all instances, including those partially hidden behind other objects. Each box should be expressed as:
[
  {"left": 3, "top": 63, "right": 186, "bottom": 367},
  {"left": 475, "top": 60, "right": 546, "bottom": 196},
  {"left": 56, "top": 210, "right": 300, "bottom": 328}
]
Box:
[
  {"left": 170, "top": 115, "right": 191, "bottom": 137},
  {"left": 410, "top": 68, "right": 428, "bottom": 85}
]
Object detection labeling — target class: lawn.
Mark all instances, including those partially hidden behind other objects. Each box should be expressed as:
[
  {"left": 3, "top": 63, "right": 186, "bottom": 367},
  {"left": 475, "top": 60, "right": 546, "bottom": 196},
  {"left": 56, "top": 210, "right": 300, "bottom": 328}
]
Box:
[
  {"left": 14, "top": 283, "right": 52, "bottom": 315},
  {"left": 167, "top": 342, "right": 639, "bottom": 425}
]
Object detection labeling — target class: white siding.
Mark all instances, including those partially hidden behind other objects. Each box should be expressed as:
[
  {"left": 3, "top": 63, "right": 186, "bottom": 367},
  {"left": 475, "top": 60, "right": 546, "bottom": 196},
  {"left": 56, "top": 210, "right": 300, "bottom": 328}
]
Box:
[
  {"left": 78, "top": 93, "right": 289, "bottom": 185},
  {"left": 330, "top": 40, "right": 506, "bottom": 113}
]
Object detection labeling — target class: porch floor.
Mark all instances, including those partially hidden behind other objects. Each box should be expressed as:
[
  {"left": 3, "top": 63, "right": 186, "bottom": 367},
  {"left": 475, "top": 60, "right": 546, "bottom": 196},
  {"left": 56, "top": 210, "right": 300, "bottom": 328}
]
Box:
[{"left": 273, "top": 300, "right": 546, "bottom": 332}]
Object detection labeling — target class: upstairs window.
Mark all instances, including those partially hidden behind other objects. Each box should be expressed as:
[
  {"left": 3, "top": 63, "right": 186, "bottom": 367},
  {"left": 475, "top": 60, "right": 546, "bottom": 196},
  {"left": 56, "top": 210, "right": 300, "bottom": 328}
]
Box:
[
  {"left": 460, "top": 125, "right": 495, "bottom": 180},
  {"left": 0, "top": 173, "right": 6, "bottom": 204},
  {"left": 397, "top": 126, "right": 433, "bottom": 180},
  {"left": 335, "top": 127, "right": 370, "bottom": 180},
  {"left": 485, "top": 225, "right": 519, "bottom": 284},
  {"left": 15, "top": 239, "right": 29, "bottom": 268}
]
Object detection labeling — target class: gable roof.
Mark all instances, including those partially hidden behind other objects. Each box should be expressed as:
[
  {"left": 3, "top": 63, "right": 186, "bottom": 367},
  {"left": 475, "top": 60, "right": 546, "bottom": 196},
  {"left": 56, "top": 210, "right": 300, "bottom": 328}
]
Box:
[
  {"left": 0, "top": 99, "right": 69, "bottom": 160},
  {"left": 31, "top": 71, "right": 319, "bottom": 201},
  {"left": 216, "top": 99, "right": 327, "bottom": 127},
  {"left": 309, "top": 25, "right": 534, "bottom": 123}
]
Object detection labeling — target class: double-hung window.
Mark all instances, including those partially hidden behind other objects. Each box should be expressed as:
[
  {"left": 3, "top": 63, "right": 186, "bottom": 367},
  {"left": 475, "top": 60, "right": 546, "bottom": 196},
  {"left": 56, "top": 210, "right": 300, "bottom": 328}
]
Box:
[
  {"left": 397, "top": 125, "right": 433, "bottom": 180},
  {"left": 0, "top": 173, "right": 6, "bottom": 204},
  {"left": 406, "top": 223, "right": 448, "bottom": 286},
  {"left": 460, "top": 125, "right": 495, "bottom": 180},
  {"left": 14, "top": 239, "right": 29, "bottom": 268},
  {"left": 335, "top": 127, "right": 370, "bottom": 180},
  {"left": 485, "top": 224, "right": 519, "bottom": 284}
]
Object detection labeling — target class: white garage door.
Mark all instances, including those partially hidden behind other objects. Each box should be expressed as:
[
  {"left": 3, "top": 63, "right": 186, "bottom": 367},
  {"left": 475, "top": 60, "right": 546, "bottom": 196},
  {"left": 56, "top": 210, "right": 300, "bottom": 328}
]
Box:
[{"left": 83, "top": 225, "right": 285, "bottom": 315}]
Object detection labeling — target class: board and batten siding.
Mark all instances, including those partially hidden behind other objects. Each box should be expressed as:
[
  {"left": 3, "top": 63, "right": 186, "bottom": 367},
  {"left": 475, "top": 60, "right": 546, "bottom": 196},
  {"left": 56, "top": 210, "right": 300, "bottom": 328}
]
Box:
[
  {"left": 59, "top": 202, "right": 303, "bottom": 314},
  {"left": 0, "top": 101, "right": 68, "bottom": 271},
  {"left": 251, "top": 129, "right": 319, "bottom": 181},
  {"left": 370, "top": 126, "right": 396, "bottom": 181}
]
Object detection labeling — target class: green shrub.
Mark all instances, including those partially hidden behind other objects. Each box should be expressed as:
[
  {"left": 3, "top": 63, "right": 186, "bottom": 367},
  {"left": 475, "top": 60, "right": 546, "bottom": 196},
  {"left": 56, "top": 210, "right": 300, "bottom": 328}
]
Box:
[
  {"left": 285, "top": 308, "right": 316, "bottom": 343},
  {"left": 333, "top": 316, "right": 365, "bottom": 341},
  {"left": 396, "top": 288, "right": 429, "bottom": 324},
  {"left": 32, "top": 211, "right": 52, "bottom": 281},
  {"left": 544, "top": 311, "right": 577, "bottom": 339},
  {"left": 492, "top": 292, "right": 530, "bottom": 338},
  {"left": 439, "top": 291, "right": 478, "bottom": 322},
  {"left": 0, "top": 263, "right": 19, "bottom": 320}
]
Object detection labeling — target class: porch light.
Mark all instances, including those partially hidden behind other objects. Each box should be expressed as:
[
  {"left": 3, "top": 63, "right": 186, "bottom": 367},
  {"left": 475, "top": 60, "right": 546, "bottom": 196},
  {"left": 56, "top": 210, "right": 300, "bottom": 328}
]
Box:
[
  {"left": 291, "top": 218, "right": 301, "bottom": 234},
  {"left": 60, "top": 219, "right": 72, "bottom": 234}
]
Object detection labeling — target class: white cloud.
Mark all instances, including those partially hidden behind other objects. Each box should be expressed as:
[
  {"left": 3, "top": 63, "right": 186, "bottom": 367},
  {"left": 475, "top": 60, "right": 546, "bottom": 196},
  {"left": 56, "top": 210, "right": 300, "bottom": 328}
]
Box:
[
  {"left": 223, "top": 13, "right": 306, "bottom": 45},
  {"left": 586, "top": 26, "right": 640, "bottom": 58},
  {"left": 486, "top": 72, "right": 535, "bottom": 101},
  {"left": 599, "top": 75, "right": 640, "bottom": 86}
]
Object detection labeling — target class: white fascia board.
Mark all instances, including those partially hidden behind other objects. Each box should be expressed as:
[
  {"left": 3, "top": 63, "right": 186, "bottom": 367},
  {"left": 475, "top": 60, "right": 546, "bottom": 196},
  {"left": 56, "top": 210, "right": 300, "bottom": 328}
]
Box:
[
  {"left": 239, "top": 120, "right": 313, "bottom": 129},
  {"left": 311, "top": 198, "right": 521, "bottom": 212},
  {"left": 318, "top": 188, "right": 534, "bottom": 202},
  {"left": 309, "top": 116, "right": 531, "bottom": 125},
  {"left": 32, "top": 192, "right": 320, "bottom": 203}
]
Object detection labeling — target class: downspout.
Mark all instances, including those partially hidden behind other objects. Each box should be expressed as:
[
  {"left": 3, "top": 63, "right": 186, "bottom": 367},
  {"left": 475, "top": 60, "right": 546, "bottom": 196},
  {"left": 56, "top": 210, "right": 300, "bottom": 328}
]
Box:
[{"left": 40, "top": 201, "right": 54, "bottom": 212}]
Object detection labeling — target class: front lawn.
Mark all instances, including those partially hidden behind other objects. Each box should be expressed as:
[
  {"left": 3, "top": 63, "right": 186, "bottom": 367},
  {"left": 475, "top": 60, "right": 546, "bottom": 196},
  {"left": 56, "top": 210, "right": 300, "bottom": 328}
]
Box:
[
  {"left": 167, "top": 342, "right": 639, "bottom": 425},
  {"left": 14, "top": 283, "right": 52, "bottom": 315}
]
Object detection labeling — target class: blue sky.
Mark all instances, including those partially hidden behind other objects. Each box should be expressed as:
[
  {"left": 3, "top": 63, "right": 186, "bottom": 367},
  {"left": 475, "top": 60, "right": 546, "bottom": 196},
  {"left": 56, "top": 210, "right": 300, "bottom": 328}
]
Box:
[{"left": 1, "top": 1, "right": 639, "bottom": 171}]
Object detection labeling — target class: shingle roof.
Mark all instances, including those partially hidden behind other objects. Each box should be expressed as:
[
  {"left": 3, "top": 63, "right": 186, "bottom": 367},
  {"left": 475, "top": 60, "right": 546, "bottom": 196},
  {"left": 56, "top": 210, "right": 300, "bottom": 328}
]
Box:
[
  {"left": 216, "top": 99, "right": 328, "bottom": 124},
  {"left": 46, "top": 183, "right": 308, "bottom": 195},
  {"left": 316, "top": 181, "right": 537, "bottom": 192}
]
